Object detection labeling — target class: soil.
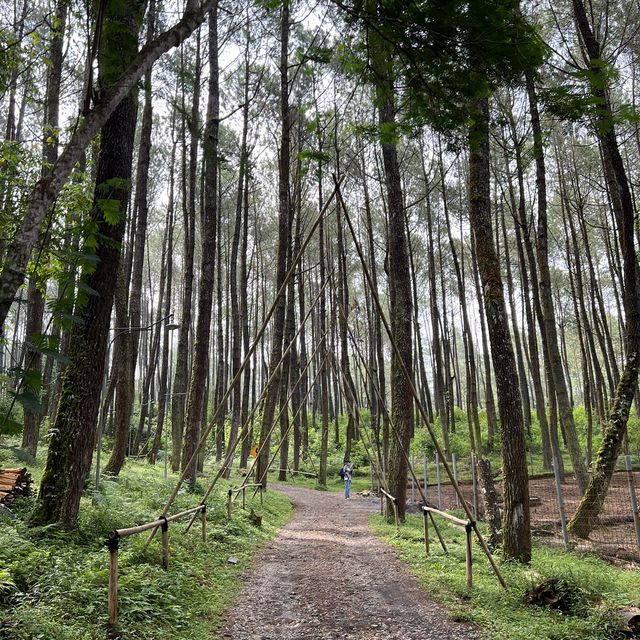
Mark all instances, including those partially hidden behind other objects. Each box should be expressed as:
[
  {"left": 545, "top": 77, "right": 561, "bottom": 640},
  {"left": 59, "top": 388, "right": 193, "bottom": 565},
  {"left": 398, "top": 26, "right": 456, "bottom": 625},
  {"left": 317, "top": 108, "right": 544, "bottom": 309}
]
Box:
[
  {"left": 411, "top": 470, "right": 640, "bottom": 565},
  {"left": 219, "top": 485, "right": 483, "bottom": 640}
]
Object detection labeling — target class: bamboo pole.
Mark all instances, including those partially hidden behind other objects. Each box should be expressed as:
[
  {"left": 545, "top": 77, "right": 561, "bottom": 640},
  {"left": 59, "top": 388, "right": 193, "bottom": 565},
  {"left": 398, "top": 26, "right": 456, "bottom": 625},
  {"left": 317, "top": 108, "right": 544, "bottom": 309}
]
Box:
[
  {"left": 149, "top": 178, "right": 344, "bottom": 546},
  {"left": 336, "top": 179, "right": 506, "bottom": 588},
  {"left": 337, "top": 304, "right": 447, "bottom": 551},
  {"left": 161, "top": 517, "right": 169, "bottom": 569},
  {"left": 422, "top": 506, "right": 468, "bottom": 526},
  {"left": 227, "top": 490, "right": 232, "bottom": 519},
  {"left": 251, "top": 351, "right": 328, "bottom": 492},
  {"left": 107, "top": 534, "right": 119, "bottom": 626},
  {"left": 185, "top": 298, "right": 327, "bottom": 533}
]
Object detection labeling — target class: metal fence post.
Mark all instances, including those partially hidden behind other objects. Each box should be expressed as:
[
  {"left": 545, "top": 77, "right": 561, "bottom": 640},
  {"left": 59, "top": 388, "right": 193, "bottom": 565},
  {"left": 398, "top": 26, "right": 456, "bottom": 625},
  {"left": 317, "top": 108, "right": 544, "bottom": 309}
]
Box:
[
  {"left": 436, "top": 452, "right": 442, "bottom": 509},
  {"left": 411, "top": 454, "right": 415, "bottom": 503},
  {"left": 423, "top": 452, "right": 427, "bottom": 502},
  {"left": 452, "top": 453, "right": 460, "bottom": 509},
  {"left": 553, "top": 457, "right": 569, "bottom": 548},
  {"left": 470, "top": 451, "right": 478, "bottom": 521}
]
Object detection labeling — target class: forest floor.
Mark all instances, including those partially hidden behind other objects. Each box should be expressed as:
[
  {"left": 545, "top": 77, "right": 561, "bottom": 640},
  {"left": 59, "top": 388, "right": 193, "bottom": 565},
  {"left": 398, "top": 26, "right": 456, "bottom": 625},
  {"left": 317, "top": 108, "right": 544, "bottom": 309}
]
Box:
[
  {"left": 219, "top": 484, "right": 483, "bottom": 640},
  {"left": 414, "top": 471, "right": 640, "bottom": 565}
]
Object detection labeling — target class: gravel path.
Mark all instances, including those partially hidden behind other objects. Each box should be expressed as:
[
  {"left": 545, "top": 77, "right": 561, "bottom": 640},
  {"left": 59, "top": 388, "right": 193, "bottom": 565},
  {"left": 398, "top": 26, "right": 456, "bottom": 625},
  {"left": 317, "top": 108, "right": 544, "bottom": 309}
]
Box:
[{"left": 219, "top": 485, "right": 483, "bottom": 640}]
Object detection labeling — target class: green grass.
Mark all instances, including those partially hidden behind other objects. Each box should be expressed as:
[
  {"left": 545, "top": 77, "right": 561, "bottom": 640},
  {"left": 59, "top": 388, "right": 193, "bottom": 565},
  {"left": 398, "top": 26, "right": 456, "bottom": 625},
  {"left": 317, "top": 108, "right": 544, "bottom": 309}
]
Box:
[
  {"left": 0, "top": 446, "right": 292, "bottom": 640},
  {"left": 370, "top": 513, "right": 640, "bottom": 640}
]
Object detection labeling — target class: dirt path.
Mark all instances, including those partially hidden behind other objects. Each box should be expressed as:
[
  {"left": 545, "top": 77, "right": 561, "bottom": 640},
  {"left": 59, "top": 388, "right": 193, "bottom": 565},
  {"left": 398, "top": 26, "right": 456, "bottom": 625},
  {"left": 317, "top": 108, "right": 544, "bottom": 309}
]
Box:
[{"left": 219, "top": 485, "right": 483, "bottom": 640}]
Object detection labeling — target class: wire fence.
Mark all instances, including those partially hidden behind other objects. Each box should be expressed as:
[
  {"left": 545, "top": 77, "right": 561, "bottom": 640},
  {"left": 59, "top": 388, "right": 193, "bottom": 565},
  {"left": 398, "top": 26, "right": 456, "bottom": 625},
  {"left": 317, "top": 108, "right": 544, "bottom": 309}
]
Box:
[{"left": 403, "top": 452, "right": 640, "bottom": 566}]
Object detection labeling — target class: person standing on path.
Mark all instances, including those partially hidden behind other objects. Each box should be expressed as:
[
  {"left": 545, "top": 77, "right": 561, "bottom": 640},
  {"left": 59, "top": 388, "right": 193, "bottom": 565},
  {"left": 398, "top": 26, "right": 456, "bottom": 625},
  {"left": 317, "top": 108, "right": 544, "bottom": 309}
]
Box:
[{"left": 342, "top": 460, "right": 354, "bottom": 499}]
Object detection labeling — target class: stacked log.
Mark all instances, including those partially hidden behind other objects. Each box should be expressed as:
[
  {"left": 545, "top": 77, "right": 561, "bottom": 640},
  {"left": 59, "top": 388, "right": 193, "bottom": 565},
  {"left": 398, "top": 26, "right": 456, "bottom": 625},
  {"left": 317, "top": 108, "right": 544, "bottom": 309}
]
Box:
[{"left": 0, "top": 468, "right": 33, "bottom": 506}]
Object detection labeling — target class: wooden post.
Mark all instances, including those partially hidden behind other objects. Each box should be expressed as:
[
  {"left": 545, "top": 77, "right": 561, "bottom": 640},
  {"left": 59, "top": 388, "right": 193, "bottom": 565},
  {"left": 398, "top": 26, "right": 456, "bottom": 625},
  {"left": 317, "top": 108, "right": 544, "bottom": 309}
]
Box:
[
  {"left": 201, "top": 505, "right": 207, "bottom": 542},
  {"left": 227, "top": 490, "right": 232, "bottom": 519},
  {"left": 107, "top": 533, "right": 119, "bottom": 626},
  {"left": 260, "top": 486, "right": 263, "bottom": 505},
  {"left": 423, "top": 510, "right": 429, "bottom": 554},
  {"left": 380, "top": 491, "right": 383, "bottom": 515},
  {"left": 160, "top": 517, "right": 169, "bottom": 569},
  {"left": 465, "top": 522, "right": 473, "bottom": 589},
  {"left": 242, "top": 487, "right": 246, "bottom": 510},
  {"left": 393, "top": 501, "right": 399, "bottom": 530}
]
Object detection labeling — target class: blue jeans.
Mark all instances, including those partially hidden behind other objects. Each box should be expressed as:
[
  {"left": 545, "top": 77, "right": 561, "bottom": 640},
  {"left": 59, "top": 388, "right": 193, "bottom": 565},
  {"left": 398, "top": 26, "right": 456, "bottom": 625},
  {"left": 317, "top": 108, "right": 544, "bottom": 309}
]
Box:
[{"left": 344, "top": 478, "right": 351, "bottom": 499}]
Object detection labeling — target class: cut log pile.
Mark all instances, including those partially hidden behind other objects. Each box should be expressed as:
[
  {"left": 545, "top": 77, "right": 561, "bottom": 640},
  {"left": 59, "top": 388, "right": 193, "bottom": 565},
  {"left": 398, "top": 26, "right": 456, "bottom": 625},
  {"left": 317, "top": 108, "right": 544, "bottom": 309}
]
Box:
[{"left": 0, "top": 467, "right": 33, "bottom": 506}]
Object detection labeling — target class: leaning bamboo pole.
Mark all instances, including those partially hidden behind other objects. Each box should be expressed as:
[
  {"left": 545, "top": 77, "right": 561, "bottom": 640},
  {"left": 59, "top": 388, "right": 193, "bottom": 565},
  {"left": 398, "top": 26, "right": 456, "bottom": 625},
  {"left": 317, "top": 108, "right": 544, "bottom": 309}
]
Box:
[
  {"left": 335, "top": 300, "right": 448, "bottom": 552},
  {"left": 335, "top": 176, "right": 506, "bottom": 588},
  {"left": 148, "top": 178, "right": 344, "bottom": 546},
  {"left": 182, "top": 282, "right": 331, "bottom": 534}
]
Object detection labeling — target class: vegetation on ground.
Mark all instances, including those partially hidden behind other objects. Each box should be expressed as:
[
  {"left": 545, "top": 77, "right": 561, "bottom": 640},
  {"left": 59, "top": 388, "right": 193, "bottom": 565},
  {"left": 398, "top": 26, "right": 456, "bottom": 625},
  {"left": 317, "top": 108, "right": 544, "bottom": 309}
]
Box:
[
  {"left": 371, "top": 513, "right": 640, "bottom": 640},
  {"left": 0, "top": 445, "right": 292, "bottom": 640}
]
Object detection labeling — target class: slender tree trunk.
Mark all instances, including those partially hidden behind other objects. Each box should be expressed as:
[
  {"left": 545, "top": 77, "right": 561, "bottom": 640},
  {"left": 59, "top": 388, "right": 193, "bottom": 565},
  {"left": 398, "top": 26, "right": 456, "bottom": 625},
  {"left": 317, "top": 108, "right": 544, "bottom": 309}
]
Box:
[
  {"left": 468, "top": 97, "right": 530, "bottom": 562},
  {"left": 171, "top": 33, "right": 200, "bottom": 472},
  {"left": 182, "top": 3, "right": 219, "bottom": 484},
  {"left": 525, "top": 76, "right": 589, "bottom": 493},
  {"left": 255, "top": 1, "right": 291, "bottom": 488},
  {"left": 568, "top": 0, "right": 640, "bottom": 537},
  {"left": 149, "top": 143, "right": 175, "bottom": 463}
]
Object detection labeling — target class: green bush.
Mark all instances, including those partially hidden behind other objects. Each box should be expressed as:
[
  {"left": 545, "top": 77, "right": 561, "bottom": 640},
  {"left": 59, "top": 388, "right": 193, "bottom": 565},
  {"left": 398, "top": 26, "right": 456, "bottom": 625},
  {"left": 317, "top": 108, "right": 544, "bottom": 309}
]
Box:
[{"left": 0, "top": 451, "right": 292, "bottom": 640}]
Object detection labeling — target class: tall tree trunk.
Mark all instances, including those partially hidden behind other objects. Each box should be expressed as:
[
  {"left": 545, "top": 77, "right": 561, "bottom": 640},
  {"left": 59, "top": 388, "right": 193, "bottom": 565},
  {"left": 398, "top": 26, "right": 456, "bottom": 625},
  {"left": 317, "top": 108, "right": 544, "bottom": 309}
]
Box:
[
  {"left": 526, "top": 75, "right": 589, "bottom": 493},
  {"left": 568, "top": 0, "right": 640, "bottom": 537},
  {"left": 20, "top": 0, "right": 68, "bottom": 456},
  {"left": 468, "top": 97, "right": 530, "bottom": 562},
  {"left": 149, "top": 139, "right": 175, "bottom": 463},
  {"left": 31, "top": 0, "right": 143, "bottom": 526},
  {"left": 255, "top": 1, "right": 291, "bottom": 488},
  {"left": 182, "top": 4, "right": 219, "bottom": 484},
  {"left": 171, "top": 33, "right": 200, "bottom": 472},
  {"left": 372, "top": 56, "right": 413, "bottom": 519},
  {"left": 227, "top": 35, "right": 250, "bottom": 477},
  {"left": 103, "top": 0, "right": 156, "bottom": 475}
]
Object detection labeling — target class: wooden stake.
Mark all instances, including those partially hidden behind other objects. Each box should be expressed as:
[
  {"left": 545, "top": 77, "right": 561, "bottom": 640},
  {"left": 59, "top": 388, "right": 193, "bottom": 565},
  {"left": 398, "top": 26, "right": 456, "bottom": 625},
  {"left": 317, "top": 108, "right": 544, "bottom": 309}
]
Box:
[
  {"left": 107, "top": 534, "right": 119, "bottom": 626},
  {"left": 227, "top": 490, "right": 232, "bottom": 519},
  {"left": 201, "top": 505, "right": 207, "bottom": 543},
  {"left": 161, "top": 517, "right": 169, "bottom": 569}
]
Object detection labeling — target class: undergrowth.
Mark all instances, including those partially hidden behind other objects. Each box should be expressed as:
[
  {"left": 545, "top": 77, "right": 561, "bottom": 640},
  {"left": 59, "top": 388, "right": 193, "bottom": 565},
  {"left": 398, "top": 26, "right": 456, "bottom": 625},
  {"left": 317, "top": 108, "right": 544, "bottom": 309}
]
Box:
[
  {"left": 0, "top": 450, "right": 292, "bottom": 640},
  {"left": 370, "top": 513, "right": 640, "bottom": 640}
]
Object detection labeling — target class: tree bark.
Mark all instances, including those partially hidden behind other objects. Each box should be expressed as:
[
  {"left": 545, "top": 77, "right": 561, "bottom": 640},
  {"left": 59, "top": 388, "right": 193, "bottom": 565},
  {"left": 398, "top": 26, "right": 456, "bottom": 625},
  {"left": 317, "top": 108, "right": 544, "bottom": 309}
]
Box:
[
  {"left": 0, "top": 0, "right": 220, "bottom": 328},
  {"left": 30, "top": 0, "right": 143, "bottom": 527},
  {"left": 255, "top": 1, "right": 291, "bottom": 488},
  {"left": 182, "top": 3, "right": 219, "bottom": 484},
  {"left": 468, "top": 97, "right": 530, "bottom": 562},
  {"left": 568, "top": 0, "right": 640, "bottom": 537}
]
